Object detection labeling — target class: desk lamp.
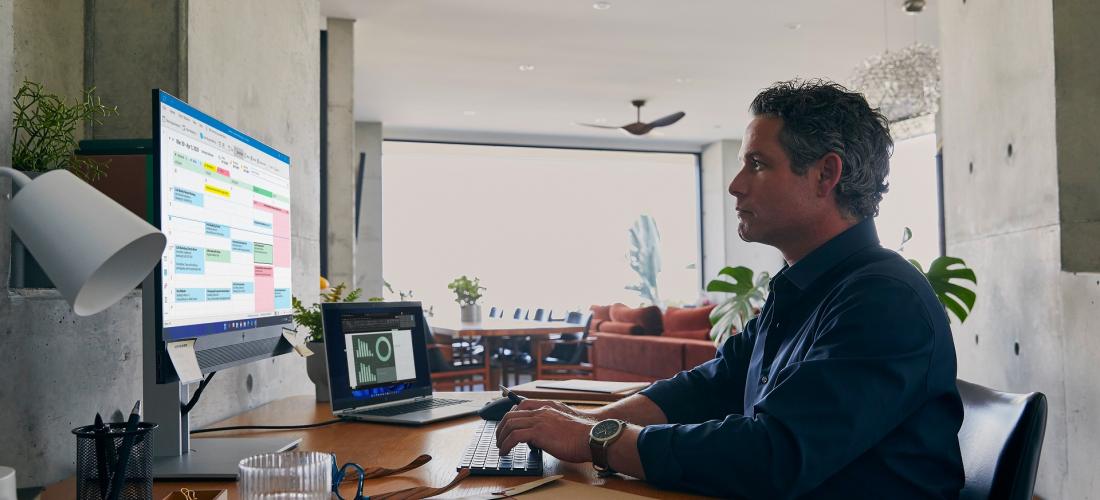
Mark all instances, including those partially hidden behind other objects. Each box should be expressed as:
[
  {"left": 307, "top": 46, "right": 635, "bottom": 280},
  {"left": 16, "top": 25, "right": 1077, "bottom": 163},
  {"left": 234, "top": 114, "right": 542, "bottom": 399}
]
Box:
[{"left": 1, "top": 166, "right": 166, "bottom": 315}]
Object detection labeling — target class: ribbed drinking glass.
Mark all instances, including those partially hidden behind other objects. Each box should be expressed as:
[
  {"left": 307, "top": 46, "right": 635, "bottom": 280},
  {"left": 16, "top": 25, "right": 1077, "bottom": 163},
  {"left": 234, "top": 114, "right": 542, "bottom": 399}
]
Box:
[{"left": 239, "top": 451, "right": 332, "bottom": 500}]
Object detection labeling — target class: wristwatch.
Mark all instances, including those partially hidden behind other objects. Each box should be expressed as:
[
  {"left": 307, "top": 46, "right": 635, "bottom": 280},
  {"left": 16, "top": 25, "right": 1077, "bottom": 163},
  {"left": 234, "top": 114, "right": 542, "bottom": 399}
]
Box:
[{"left": 589, "top": 419, "right": 627, "bottom": 477}]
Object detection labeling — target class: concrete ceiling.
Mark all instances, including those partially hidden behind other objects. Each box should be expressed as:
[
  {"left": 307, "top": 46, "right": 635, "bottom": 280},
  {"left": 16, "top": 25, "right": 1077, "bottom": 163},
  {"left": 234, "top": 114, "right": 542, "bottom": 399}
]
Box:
[{"left": 320, "top": 0, "right": 939, "bottom": 152}]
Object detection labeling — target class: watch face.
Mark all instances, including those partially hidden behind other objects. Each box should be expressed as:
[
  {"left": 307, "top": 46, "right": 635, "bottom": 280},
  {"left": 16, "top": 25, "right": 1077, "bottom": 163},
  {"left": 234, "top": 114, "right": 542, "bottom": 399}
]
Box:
[{"left": 592, "top": 420, "right": 621, "bottom": 440}]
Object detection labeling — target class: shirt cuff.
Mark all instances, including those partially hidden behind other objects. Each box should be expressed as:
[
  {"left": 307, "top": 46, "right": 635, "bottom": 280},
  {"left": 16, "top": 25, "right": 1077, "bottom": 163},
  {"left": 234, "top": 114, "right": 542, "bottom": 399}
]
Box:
[{"left": 637, "top": 424, "right": 684, "bottom": 486}]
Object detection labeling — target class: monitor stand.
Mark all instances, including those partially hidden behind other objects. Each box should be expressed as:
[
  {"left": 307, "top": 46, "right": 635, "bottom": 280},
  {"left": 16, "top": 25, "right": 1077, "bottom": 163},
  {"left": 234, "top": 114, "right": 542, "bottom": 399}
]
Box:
[{"left": 143, "top": 282, "right": 300, "bottom": 480}]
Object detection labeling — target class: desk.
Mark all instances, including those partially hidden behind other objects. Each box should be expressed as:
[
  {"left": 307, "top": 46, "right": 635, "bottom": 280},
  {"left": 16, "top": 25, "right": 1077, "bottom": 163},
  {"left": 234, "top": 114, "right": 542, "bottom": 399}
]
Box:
[
  {"left": 431, "top": 319, "right": 586, "bottom": 387},
  {"left": 43, "top": 394, "right": 707, "bottom": 499}
]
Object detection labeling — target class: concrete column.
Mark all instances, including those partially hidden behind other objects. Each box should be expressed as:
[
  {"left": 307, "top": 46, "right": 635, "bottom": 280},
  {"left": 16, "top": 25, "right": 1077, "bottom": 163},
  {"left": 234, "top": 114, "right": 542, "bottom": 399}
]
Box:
[
  {"left": 700, "top": 139, "right": 780, "bottom": 284},
  {"left": 354, "top": 122, "right": 383, "bottom": 297},
  {"left": 85, "top": 0, "right": 185, "bottom": 139},
  {"left": 324, "top": 18, "right": 355, "bottom": 288},
  {"left": 938, "top": 0, "right": 1100, "bottom": 496}
]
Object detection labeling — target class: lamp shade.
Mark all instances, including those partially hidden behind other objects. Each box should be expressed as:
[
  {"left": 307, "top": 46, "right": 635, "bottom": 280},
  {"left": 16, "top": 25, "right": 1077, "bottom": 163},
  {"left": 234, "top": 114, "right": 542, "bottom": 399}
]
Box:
[{"left": 8, "top": 169, "right": 166, "bottom": 316}]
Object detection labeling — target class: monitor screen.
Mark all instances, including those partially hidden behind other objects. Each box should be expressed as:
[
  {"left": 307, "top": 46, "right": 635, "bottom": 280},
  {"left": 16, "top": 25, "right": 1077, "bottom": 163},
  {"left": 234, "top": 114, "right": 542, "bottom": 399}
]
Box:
[{"left": 152, "top": 90, "right": 294, "bottom": 381}]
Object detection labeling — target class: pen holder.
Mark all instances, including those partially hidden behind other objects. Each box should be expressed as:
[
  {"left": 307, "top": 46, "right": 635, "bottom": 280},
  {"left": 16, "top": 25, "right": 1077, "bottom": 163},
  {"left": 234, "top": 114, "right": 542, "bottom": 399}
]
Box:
[{"left": 73, "top": 422, "right": 158, "bottom": 500}]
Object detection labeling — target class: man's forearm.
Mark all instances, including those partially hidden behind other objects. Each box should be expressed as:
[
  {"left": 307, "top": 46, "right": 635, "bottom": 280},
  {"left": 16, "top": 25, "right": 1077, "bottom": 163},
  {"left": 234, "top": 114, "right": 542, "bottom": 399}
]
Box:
[{"left": 590, "top": 394, "right": 667, "bottom": 426}]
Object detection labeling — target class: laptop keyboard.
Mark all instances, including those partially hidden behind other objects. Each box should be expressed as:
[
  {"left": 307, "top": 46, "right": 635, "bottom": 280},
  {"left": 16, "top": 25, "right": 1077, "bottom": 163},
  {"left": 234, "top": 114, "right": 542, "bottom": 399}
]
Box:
[
  {"left": 355, "top": 397, "right": 470, "bottom": 417},
  {"left": 458, "top": 420, "right": 543, "bottom": 476}
]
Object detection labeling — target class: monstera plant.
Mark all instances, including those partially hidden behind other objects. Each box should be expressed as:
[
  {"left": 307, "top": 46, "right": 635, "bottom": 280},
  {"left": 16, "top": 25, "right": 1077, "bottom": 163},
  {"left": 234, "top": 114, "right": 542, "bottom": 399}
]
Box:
[
  {"left": 900, "top": 228, "right": 977, "bottom": 323},
  {"left": 706, "top": 266, "right": 770, "bottom": 345},
  {"left": 625, "top": 214, "right": 662, "bottom": 305}
]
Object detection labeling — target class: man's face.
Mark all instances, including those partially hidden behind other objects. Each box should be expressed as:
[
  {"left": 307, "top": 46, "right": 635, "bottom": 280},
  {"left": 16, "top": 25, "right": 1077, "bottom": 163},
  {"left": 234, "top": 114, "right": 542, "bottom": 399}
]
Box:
[{"left": 729, "top": 116, "right": 822, "bottom": 248}]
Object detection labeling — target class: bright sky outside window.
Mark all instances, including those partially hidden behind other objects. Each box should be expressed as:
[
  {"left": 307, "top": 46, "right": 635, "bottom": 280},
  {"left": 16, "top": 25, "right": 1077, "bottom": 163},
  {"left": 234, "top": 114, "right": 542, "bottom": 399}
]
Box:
[
  {"left": 876, "top": 133, "right": 941, "bottom": 266},
  {"left": 381, "top": 142, "right": 701, "bottom": 316}
]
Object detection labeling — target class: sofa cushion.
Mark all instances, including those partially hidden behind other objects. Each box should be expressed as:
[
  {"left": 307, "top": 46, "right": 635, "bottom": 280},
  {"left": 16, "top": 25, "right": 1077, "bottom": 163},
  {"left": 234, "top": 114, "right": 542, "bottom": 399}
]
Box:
[
  {"left": 593, "top": 332, "right": 686, "bottom": 380},
  {"left": 683, "top": 339, "right": 720, "bottom": 369},
  {"left": 663, "top": 305, "right": 715, "bottom": 332},
  {"left": 609, "top": 304, "right": 663, "bottom": 334},
  {"left": 589, "top": 304, "right": 615, "bottom": 321},
  {"left": 597, "top": 321, "right": 644, "bottom": 335},
  {"left": 663, "top": 327, "right": 711, "bottom": 341}
]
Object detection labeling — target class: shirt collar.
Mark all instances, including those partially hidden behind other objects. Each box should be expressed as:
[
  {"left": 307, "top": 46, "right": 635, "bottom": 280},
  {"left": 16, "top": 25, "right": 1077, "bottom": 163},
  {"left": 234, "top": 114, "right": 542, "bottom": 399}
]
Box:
[{"left": 776, "top": 218, "right": 881, "bottom": 291}]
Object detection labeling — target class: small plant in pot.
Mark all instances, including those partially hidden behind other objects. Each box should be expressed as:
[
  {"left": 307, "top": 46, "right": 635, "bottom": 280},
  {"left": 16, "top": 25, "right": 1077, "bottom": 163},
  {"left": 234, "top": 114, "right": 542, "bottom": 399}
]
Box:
[
  {"left": 447, "top": 275, "right": 486, "bottom": 322},
  {"left": 292, "top": 279, "right": 363, "bottom": 402}
]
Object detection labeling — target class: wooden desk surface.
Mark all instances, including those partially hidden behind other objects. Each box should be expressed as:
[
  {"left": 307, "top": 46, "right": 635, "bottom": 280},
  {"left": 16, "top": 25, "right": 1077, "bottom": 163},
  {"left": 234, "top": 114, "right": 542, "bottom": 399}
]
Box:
[
  {"left": 44, "top": 394, "right": 708, "bottom": 499},
  {"left": 431, "top": 319, "right": 585, "bottom": 338}
]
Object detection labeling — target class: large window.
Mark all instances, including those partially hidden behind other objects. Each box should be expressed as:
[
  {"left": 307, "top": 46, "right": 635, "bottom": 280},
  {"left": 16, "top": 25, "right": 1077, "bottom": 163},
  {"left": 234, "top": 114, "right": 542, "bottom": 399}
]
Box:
[
  {"left": 876, "top": 133, "right": 941, "bottom": 266},
  {"left": 382, "top": 142, "right": 700, "bottom": 316}
]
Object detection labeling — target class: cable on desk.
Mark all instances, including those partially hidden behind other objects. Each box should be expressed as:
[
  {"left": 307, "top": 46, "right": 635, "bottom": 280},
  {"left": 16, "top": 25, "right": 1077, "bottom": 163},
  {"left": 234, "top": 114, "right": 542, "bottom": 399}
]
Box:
[
  {"left": 191, "top": 419, "right": 342, "bottom": 434},
  {"left": 181, "top": 371, "right": 216, "bottom": 416}
]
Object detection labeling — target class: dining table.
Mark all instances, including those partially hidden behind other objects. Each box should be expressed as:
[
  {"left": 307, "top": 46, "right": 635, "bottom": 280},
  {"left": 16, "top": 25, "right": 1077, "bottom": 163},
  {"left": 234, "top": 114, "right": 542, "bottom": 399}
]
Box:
[{"left": 429, "top": 317, "right": 586, "bottom": 387}]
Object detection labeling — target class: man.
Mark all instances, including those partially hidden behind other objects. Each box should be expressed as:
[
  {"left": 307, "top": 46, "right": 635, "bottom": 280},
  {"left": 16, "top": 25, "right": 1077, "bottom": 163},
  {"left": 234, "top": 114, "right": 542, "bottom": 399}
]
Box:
[{"left": 496, "top": 79, "right": 965, "bottom": 498}]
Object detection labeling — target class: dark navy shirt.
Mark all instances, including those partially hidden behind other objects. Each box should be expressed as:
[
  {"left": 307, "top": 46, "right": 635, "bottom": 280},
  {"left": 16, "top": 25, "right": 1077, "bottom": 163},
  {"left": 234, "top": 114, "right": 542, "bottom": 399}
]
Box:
[{"left": 637, "top": 219, "right": 964, "bottom": 499}]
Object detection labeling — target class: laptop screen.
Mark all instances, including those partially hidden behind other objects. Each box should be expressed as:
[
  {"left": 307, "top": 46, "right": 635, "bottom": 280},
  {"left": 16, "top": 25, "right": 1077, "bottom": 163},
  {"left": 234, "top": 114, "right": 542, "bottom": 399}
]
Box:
[{"left": 321, "top": 302, "right": 434, "bottom": 412}]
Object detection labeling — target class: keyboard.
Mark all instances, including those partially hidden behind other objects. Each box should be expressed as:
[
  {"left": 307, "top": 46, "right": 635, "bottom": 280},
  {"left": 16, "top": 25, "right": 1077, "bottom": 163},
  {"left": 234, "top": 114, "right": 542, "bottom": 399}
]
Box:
[
  {"left": 354, "top": 397, "right": 469, "bottom": 417},
  {"left": 458, "top": 420, "right": 543, "bottom": 476}
]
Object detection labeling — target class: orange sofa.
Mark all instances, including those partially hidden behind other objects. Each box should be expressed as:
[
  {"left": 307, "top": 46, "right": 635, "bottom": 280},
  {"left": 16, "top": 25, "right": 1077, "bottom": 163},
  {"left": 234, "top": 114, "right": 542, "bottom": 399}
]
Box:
[{"left": 590, "top": 303, "right": 723, "bottom": 382}]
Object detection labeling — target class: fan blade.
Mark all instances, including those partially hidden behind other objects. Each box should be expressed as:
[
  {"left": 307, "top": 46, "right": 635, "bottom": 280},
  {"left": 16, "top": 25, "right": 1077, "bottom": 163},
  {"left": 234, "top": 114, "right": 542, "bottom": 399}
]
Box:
[
  {"left": 577, "top": 122, "right": 624, "bottom": 130},
  {"left": 647, "top": 111, "right": 685, "bottom": 128},
  {"left": 622, "top": 122, "right": 654, "bottom": 135}
]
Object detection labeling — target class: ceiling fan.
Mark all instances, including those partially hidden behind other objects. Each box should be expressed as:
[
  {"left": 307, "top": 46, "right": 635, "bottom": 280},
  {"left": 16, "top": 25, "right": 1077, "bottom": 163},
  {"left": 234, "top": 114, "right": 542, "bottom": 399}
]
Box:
[{"left": 579, "top": 99, "right": 686, "bottom": 136}]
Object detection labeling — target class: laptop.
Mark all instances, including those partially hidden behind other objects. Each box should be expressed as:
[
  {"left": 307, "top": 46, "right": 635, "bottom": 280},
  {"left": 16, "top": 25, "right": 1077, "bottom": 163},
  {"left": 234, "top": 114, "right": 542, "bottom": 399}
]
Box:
[{"left": 320, "top": 301, "right": 491, "bottom": 424}]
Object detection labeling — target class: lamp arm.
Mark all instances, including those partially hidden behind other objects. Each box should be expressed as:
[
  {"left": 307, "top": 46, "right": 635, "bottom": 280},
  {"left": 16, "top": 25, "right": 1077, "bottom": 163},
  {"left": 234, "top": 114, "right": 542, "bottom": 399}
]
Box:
[{"left": 0, "top": 166, "right": 32, "bottom": 189}]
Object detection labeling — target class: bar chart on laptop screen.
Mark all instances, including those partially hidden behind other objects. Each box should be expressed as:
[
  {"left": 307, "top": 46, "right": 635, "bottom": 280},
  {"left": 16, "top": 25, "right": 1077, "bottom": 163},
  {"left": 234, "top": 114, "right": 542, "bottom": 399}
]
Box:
[{"left": 344, "top": 330, "right": 416, "bottom": 388}]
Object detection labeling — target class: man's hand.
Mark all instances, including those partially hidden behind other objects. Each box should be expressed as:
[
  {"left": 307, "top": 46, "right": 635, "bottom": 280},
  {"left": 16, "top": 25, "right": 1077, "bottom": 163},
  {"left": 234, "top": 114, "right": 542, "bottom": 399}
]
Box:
[{"left": 495, "top": 400, "right": 598, "bottom": 463}]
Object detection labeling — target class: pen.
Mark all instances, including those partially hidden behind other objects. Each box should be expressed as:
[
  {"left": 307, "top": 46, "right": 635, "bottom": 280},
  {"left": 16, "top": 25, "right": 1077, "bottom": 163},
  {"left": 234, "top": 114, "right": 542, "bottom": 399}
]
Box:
[
  {"left": 501, "top": 385, "right": 525, "bottom": 405},
  {"left": 94, "top": 413, "right": 110, "bottom": 498},
  {"left": 107, "top": 401, "right": 141, "bottom": 500}
]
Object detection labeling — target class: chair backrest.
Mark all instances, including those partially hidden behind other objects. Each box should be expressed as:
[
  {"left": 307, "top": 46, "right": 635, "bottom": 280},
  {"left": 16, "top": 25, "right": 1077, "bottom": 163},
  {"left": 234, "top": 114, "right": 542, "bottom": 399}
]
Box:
[
  {"left": 513, "top": 308, "right": 525, "bottom": 320},
  {"left": 564, "top": 311, "right": 585, "bottom": 324},
  {"left": 562, "top": 312, "right": 594, "bottom": 365},
  {"left": 489, "top": 306, "right": 500, "bottom": 318},
  {"left": 529, "top": 308, "right": 546, "bottom": 321},
  {"left": 957, "top": 379, "right": 1047, "bottom": 500}
]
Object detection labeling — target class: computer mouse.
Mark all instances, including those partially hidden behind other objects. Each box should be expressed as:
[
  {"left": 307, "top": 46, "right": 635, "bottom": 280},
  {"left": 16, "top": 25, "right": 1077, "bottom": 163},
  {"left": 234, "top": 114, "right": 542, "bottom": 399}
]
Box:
[{"left": 478, "top": 397, "right": 517, "bottom": 421}]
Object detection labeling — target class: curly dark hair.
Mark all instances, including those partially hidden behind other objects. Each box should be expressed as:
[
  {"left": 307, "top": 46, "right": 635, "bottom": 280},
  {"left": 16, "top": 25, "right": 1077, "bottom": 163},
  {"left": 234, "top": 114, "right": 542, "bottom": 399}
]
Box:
[{"left": 749, "top": 79, "right": 893, "bottom": 219}]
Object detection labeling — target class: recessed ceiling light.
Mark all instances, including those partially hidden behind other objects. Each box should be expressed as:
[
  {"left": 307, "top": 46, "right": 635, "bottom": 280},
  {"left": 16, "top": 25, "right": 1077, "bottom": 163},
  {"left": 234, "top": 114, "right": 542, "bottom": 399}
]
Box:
[
  {"left": 674, "top": 77, "right": 692, "bottom": 84},
  {"left": 785, "top": 22, "right": 802, "bottom": 31},
  {"left": 592, "top": 118, "right": 607, "bottom": 124},
  {"left": 593, "top": 2, "right": 612, "bottom": 10},
  {"left": 713, "top": 125, "right": 723, "bottom": 129},
  {"left": 518, "top": 64, "right": 536, "bottom": 72},
  {"left": 463, "top": 110, "right": 477, "bottom": 116}
]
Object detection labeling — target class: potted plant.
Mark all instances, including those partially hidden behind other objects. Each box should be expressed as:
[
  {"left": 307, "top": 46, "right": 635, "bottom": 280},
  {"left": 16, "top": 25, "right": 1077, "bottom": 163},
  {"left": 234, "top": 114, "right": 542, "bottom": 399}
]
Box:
[
  {"left": 705, "top": 266, "right": 770, "bottom": 345},
  {"left": 10, "top": 80, "right": 118, "bottom": 287},
  {"left": 292, "top": 278, "right": 362, "bottom": 401},
  {"left": 12, "top": 79, "right": 118, "bottom": 180},
  {"left": 447, "top": 275, "right": 486, "bottom": 322}
]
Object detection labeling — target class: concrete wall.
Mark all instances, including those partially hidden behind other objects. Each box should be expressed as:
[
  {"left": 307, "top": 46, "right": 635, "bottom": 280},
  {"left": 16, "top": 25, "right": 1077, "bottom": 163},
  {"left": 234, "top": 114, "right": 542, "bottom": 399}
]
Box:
[
  {"left": 0, "top": 0, "right": 321, "bottom": 486},
  {"left": 354, "top": 121, "right": 383, "bottom": 297},
  {"left": 85, "top": 0, "right": 185, "bottom": 140},
  {"left": 700, "top": 139, "right": 781, "bottom": 284},
  {"left": 325, "top": 18, "right": 356, "bottom": 288},
  {"left": 12, "top": 0, "right": 84, "bottom": 121},
  {"left": 940, "top": 0, "right": 1100, "bottom": 496},
  {"left": 184, "top": 0, "right": 321, "bottom": 428}
]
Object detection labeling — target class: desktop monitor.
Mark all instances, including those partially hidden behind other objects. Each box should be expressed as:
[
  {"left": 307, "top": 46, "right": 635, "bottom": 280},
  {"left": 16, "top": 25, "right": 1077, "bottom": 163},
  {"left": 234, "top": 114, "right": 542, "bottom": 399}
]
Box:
[
  {"left": 144, "top": 89, "right": 298, "bottom": 478},
  {"left": 151, "top": 90, "right": 294, "bottom": 384}
]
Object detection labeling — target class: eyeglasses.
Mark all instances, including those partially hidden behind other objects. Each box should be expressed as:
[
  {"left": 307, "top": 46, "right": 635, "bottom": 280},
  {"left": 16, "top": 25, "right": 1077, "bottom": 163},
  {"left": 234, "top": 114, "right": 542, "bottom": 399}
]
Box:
[{"left": 330, "top": 453, "right": 469, "bottom": 500}]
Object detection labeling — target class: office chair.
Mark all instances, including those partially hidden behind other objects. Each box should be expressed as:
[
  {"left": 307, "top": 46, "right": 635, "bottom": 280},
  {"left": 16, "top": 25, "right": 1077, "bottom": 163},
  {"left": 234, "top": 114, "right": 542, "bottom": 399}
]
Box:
[{"left": 957, "top": 379, "right": 1047, "bottom": 500}]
